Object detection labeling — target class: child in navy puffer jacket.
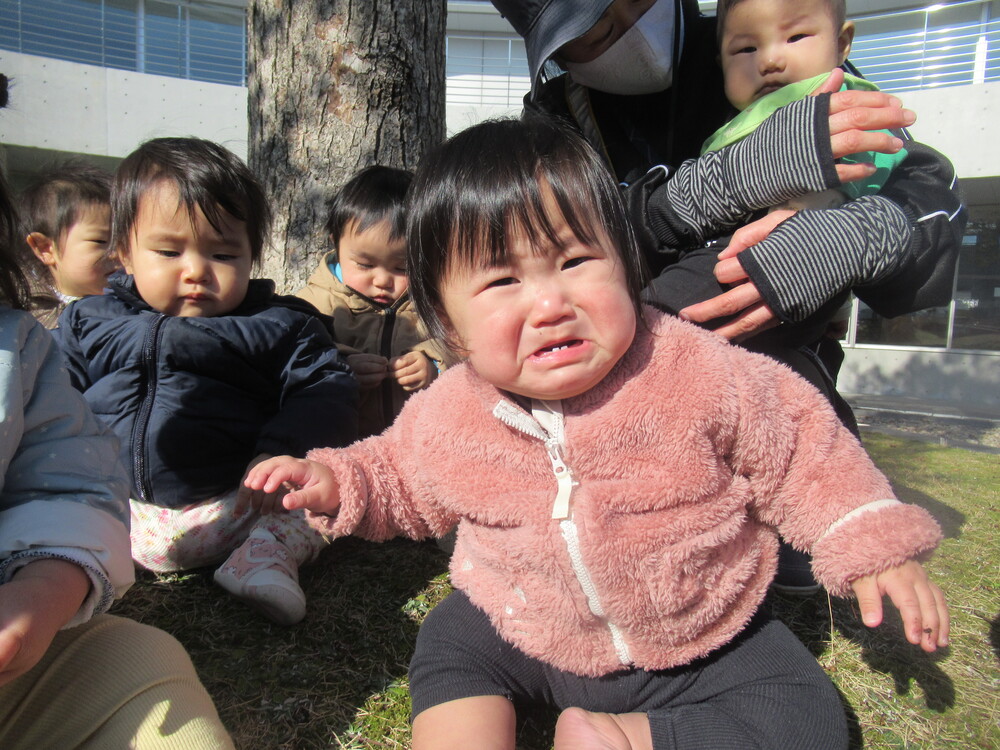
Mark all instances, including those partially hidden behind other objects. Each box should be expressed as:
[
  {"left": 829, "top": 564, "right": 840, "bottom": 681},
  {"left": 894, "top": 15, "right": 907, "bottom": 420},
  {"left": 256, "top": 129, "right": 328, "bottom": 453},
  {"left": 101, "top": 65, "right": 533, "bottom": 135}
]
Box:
[{"left": 55, "top": 137, "right": 358, "bottom": 626}]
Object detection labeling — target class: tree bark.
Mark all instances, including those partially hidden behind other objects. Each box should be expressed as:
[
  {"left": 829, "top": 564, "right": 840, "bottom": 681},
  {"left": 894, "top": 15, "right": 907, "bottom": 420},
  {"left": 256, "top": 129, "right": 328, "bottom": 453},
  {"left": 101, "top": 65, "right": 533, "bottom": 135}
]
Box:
[{"left": 247, "top": 1, "right": 446, "bottom": 292}]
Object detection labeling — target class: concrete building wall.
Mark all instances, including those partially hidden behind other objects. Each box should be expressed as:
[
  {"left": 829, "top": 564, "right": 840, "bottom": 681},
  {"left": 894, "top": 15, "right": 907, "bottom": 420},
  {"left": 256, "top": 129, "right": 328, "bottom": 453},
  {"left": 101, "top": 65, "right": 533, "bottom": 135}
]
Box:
[
  {"left": 838, "top": 348, "right": 1000, "bottom": 406},
  {"left": 0, "top": 50, "right": 247, "bottom": 167},
  {"left": 899, "top": 82, "right": 1000, "bottom": 183}
]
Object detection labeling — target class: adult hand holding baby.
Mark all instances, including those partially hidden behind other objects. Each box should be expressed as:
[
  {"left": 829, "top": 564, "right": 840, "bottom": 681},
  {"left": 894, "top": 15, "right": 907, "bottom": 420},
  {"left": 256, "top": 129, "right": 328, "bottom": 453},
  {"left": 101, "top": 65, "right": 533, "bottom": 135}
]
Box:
[
  {"left": 681, "top": 69, "right": 918, "bottom": 340},
  {"left": 819, "top": 68, "right": 915, "bottom": 182},
  {"left": 680, "top": 210, "right": 795, "bottom": 341}
]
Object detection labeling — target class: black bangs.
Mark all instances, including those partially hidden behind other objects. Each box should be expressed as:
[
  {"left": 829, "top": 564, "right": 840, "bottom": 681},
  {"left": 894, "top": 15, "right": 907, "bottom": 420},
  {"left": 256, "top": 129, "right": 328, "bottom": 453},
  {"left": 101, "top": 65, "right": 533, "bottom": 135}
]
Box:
[
  {"left": 407, "top": 116, "right": 647, "bottom": 344},
  {"left": 112, "top": 138, "right": 271, "bottom": 266},
  {"left": 325, "top": 166, "right": 412, "bottom": 247},
  {"left": 448, "top": 158, "right": 605, "bottom": 271}
]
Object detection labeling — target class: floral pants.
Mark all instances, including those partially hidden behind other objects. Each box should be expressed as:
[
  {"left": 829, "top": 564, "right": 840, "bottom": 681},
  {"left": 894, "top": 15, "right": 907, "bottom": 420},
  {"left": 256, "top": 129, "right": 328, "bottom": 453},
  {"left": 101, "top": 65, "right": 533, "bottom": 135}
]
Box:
[{"left": 130, "top": 488, "right": 328, "bottom": 573}]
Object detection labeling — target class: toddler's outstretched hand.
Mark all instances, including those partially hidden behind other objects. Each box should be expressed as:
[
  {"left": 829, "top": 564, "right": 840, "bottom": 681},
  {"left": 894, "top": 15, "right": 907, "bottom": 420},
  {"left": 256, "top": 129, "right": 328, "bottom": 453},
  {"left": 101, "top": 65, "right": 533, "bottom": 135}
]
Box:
[
  {"left": 242, "top": 455, "right": 341, "bottom": 515},
  {"left": 850, "top": 559, "right": 949, "bottom": 653},
  {"left": 234, "top": 453, "right": 285, "bottom": 516},
  {"left": 391, "top": 351, "right": 436, "bottom": 392}
]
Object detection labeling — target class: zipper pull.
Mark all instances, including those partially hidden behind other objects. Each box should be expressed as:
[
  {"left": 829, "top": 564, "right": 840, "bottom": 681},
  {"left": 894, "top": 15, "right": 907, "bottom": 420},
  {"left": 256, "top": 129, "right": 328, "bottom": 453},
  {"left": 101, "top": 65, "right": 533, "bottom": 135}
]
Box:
[{"left": 547, "top": 441, "right": 576, "bottom": 520}]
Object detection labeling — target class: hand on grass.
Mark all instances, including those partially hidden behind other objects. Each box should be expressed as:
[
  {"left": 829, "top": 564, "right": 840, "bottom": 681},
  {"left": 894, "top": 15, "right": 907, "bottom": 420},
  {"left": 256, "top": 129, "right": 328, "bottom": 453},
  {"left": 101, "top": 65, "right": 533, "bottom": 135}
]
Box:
[
  {"left": 391, "top": 351, "right": 436, "bottom": 392},
  {"left": 0, "top": 559, "right": 90, "bottom": 687},
  {"left": 242, "top": 455, "right": 341, "bottom": 515},
  {"left": 815, "top": 68, "right": 914, "bottom": 184},
  {"left": 348, "top": 353, "right": 389, "bottom": 389},
  {"left": 851, "top": 559, "right": 949, "bottom": 653},
  {"left": 679, "top": 211, "right": 795, "bottom": 341}
]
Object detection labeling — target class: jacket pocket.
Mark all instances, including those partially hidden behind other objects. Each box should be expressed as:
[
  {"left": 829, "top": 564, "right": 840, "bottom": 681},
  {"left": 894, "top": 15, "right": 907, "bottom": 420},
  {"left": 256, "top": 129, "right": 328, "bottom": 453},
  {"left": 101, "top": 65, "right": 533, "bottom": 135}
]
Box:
[{"left": 640, "top": 516, "right": 759, "bottom": 636}]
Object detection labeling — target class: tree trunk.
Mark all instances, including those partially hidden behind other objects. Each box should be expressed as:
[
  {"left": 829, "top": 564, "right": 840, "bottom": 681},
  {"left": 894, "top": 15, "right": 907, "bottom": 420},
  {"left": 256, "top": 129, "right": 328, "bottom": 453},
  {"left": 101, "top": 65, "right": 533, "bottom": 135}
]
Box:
[{"left": 247, "top": 1, "right": 446, "bottom": 292}]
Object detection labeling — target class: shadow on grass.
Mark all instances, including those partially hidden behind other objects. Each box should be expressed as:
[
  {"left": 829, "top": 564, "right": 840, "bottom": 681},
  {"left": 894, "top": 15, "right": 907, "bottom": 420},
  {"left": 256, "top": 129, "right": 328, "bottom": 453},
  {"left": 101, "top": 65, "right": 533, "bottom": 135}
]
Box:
[
  {"left": 886, "top": 483, "right": 966, "bottom": 540},
  {"left": 990, "top": 612, "right": 1000, "bottom": 663},
  {"left": 861, "top": 435, "right": 969, "bottom": 539},
  {"left": 112, "top": 536, "right": 450, "bottom": 749},
  {"left": 768, "top": 588, "right": 956, "bottom": 750}
]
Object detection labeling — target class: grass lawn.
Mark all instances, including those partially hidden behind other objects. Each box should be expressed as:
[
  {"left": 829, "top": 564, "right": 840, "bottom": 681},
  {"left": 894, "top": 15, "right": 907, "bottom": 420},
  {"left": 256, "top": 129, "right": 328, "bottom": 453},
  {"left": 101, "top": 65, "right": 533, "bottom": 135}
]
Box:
[{"left": 111, "top": 433, "right": 999, "bottom": 749}]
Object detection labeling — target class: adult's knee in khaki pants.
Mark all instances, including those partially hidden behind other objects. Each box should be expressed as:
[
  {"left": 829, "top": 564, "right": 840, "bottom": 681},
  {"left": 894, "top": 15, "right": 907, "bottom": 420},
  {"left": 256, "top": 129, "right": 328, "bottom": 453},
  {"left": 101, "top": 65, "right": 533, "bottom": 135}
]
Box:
[{"left": 0, "top": 614, "right": 233, "bottom": 750}]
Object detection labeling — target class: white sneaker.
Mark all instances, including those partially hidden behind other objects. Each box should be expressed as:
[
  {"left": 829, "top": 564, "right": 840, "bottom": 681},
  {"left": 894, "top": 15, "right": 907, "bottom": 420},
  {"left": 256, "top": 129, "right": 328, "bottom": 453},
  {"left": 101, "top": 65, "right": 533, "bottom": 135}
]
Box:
[{"left": 214, "top": 529, "right": 307, "bottom": 625}]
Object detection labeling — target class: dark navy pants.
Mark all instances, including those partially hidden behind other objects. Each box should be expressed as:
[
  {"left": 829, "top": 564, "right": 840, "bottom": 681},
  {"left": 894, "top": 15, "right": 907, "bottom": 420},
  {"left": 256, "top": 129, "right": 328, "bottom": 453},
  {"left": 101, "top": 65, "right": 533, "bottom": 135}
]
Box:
[{"left": 410, "top": 591, "right": 848, "bottom": 750}]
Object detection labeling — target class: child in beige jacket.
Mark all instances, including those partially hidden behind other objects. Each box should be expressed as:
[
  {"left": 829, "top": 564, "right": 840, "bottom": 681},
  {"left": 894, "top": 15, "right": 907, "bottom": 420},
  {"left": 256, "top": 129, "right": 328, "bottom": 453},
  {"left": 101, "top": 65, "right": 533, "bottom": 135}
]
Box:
[{"left": 297, "top": 166, "right": 452, "bottom": 437}]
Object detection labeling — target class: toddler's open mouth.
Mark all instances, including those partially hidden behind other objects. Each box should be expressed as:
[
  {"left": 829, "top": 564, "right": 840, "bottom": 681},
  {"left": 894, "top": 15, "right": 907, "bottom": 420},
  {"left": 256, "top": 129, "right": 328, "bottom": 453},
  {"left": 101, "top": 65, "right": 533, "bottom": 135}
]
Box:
[{"left": 535, "top": 339, "right": 583, "bottom": 356}]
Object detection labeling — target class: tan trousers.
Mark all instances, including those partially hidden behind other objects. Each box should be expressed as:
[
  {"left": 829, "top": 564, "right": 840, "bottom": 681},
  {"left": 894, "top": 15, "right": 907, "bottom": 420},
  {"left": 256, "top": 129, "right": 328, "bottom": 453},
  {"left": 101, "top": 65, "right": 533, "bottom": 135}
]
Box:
[{"left": 0, "top": 615, "right": 234, "bottom": 750}]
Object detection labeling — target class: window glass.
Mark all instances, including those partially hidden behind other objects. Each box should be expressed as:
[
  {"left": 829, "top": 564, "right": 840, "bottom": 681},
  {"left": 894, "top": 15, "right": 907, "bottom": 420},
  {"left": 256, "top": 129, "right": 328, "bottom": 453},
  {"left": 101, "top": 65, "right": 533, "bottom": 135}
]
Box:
[
  {"left": 0, "top": 0, "right": 244, "bottom": 86},
  {"left": 446, "top": 36, "right": 527, "bottom": 77},
  {"left": 952, "top": 205, "right": 1000, "bottom": 350},
  {"left": 446, "top": 34, "right": 529, "bottom": 107},
  {"left": 105, "top": 0, "right": 139, "bottom": 72},
  {"left": 447, "top": 36, "right": 487, "bottom": 78},
  {"left": 854, "top": 203, "right": 1000, "bottom": 352},
  {"left": 855, "top": 302, "right": 950, "bottom": 348},
  {"left": 851, "top": 1, "right": 1000, "bottom": 91},
  {"left": 3, "top": 0, "right": 105, "bottom": 66},
  {"left": 143, "top": 1, "right": 182, "bottom": 79},
  {"left": 188, "top": 5, "right": 245, "bottom": 85}
]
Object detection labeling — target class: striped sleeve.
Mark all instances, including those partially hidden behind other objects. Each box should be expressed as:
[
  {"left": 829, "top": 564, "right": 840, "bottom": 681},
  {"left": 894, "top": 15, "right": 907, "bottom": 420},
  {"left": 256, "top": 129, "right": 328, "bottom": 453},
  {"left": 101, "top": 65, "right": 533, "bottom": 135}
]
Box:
[
  {"left": 661, "top": 95, "right": 839, "bottom": 245},
  {"left": 739, "top": 195, "right": 911, "bottom": 323}
]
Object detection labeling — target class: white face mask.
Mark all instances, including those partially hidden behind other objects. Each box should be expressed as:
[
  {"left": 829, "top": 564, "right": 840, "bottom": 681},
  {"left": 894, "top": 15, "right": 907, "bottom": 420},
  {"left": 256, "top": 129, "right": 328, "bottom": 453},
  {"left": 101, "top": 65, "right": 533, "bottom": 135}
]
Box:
[{"left": 563, "top": 0, "right": 676, "bottom": 95}]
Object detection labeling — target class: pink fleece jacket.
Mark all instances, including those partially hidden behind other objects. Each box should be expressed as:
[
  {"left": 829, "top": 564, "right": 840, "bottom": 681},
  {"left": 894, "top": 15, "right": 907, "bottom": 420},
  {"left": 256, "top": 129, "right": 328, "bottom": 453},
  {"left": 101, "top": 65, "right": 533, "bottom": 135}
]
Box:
[{"left": 308, "top": 308, "right": 941, "bottom": 678}]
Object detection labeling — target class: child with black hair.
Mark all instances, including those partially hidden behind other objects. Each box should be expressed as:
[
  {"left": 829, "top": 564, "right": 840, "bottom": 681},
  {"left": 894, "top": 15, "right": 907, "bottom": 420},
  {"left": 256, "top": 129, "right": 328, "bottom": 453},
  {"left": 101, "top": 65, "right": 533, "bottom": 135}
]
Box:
[
  {"left": 0, "top": 163, "right": 233, "bottom": 747},
  {"left": 297, "top": 166, "right": 452, "bottom": 437},
  {"left": 55, "top": 137, "right": 358, "bottom": 626},
  {"left": 19, "top": 161, "right": 118, "bottom": 327},
  {"left": 243, "top": 117, "right": 948, "bottom": 749}
]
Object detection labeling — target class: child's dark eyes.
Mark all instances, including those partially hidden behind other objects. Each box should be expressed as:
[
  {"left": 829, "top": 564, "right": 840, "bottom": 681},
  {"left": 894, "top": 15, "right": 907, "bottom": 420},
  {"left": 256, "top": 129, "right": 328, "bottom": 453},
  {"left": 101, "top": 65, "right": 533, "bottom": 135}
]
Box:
[
  {"left": 735, "top": 45, "right": 756, "bottom": 55},
  {"left": 563, "top": 256, "right": 594, "bottom": 270},
  {"left": 155, "top": 249, "right": 181, "bottom": 258},
  {"left": 485, "top": 276, "right": 517, "bottom": 289},
  {"left": 214, "top": 254, "right": 239, "bottom": 261},
  {"left": 788, "top": 33, "right": 810, "bottom": 43}
]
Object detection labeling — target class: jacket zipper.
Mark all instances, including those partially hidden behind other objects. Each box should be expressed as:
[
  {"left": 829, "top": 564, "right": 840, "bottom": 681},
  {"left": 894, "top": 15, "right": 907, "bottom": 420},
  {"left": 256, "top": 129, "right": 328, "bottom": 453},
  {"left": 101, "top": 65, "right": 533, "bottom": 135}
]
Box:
[
  {"left": 558, "top": 518, "right": 632, "bottom": 665},
  {"left": 492, "top": 399, "right": 633, "bottom": 667},
  {"left": 131, "top": 314, "right": 166, "bottom": 503},
  {"left": 379, "top": 305, "right": 397, "bottom": 428}
]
